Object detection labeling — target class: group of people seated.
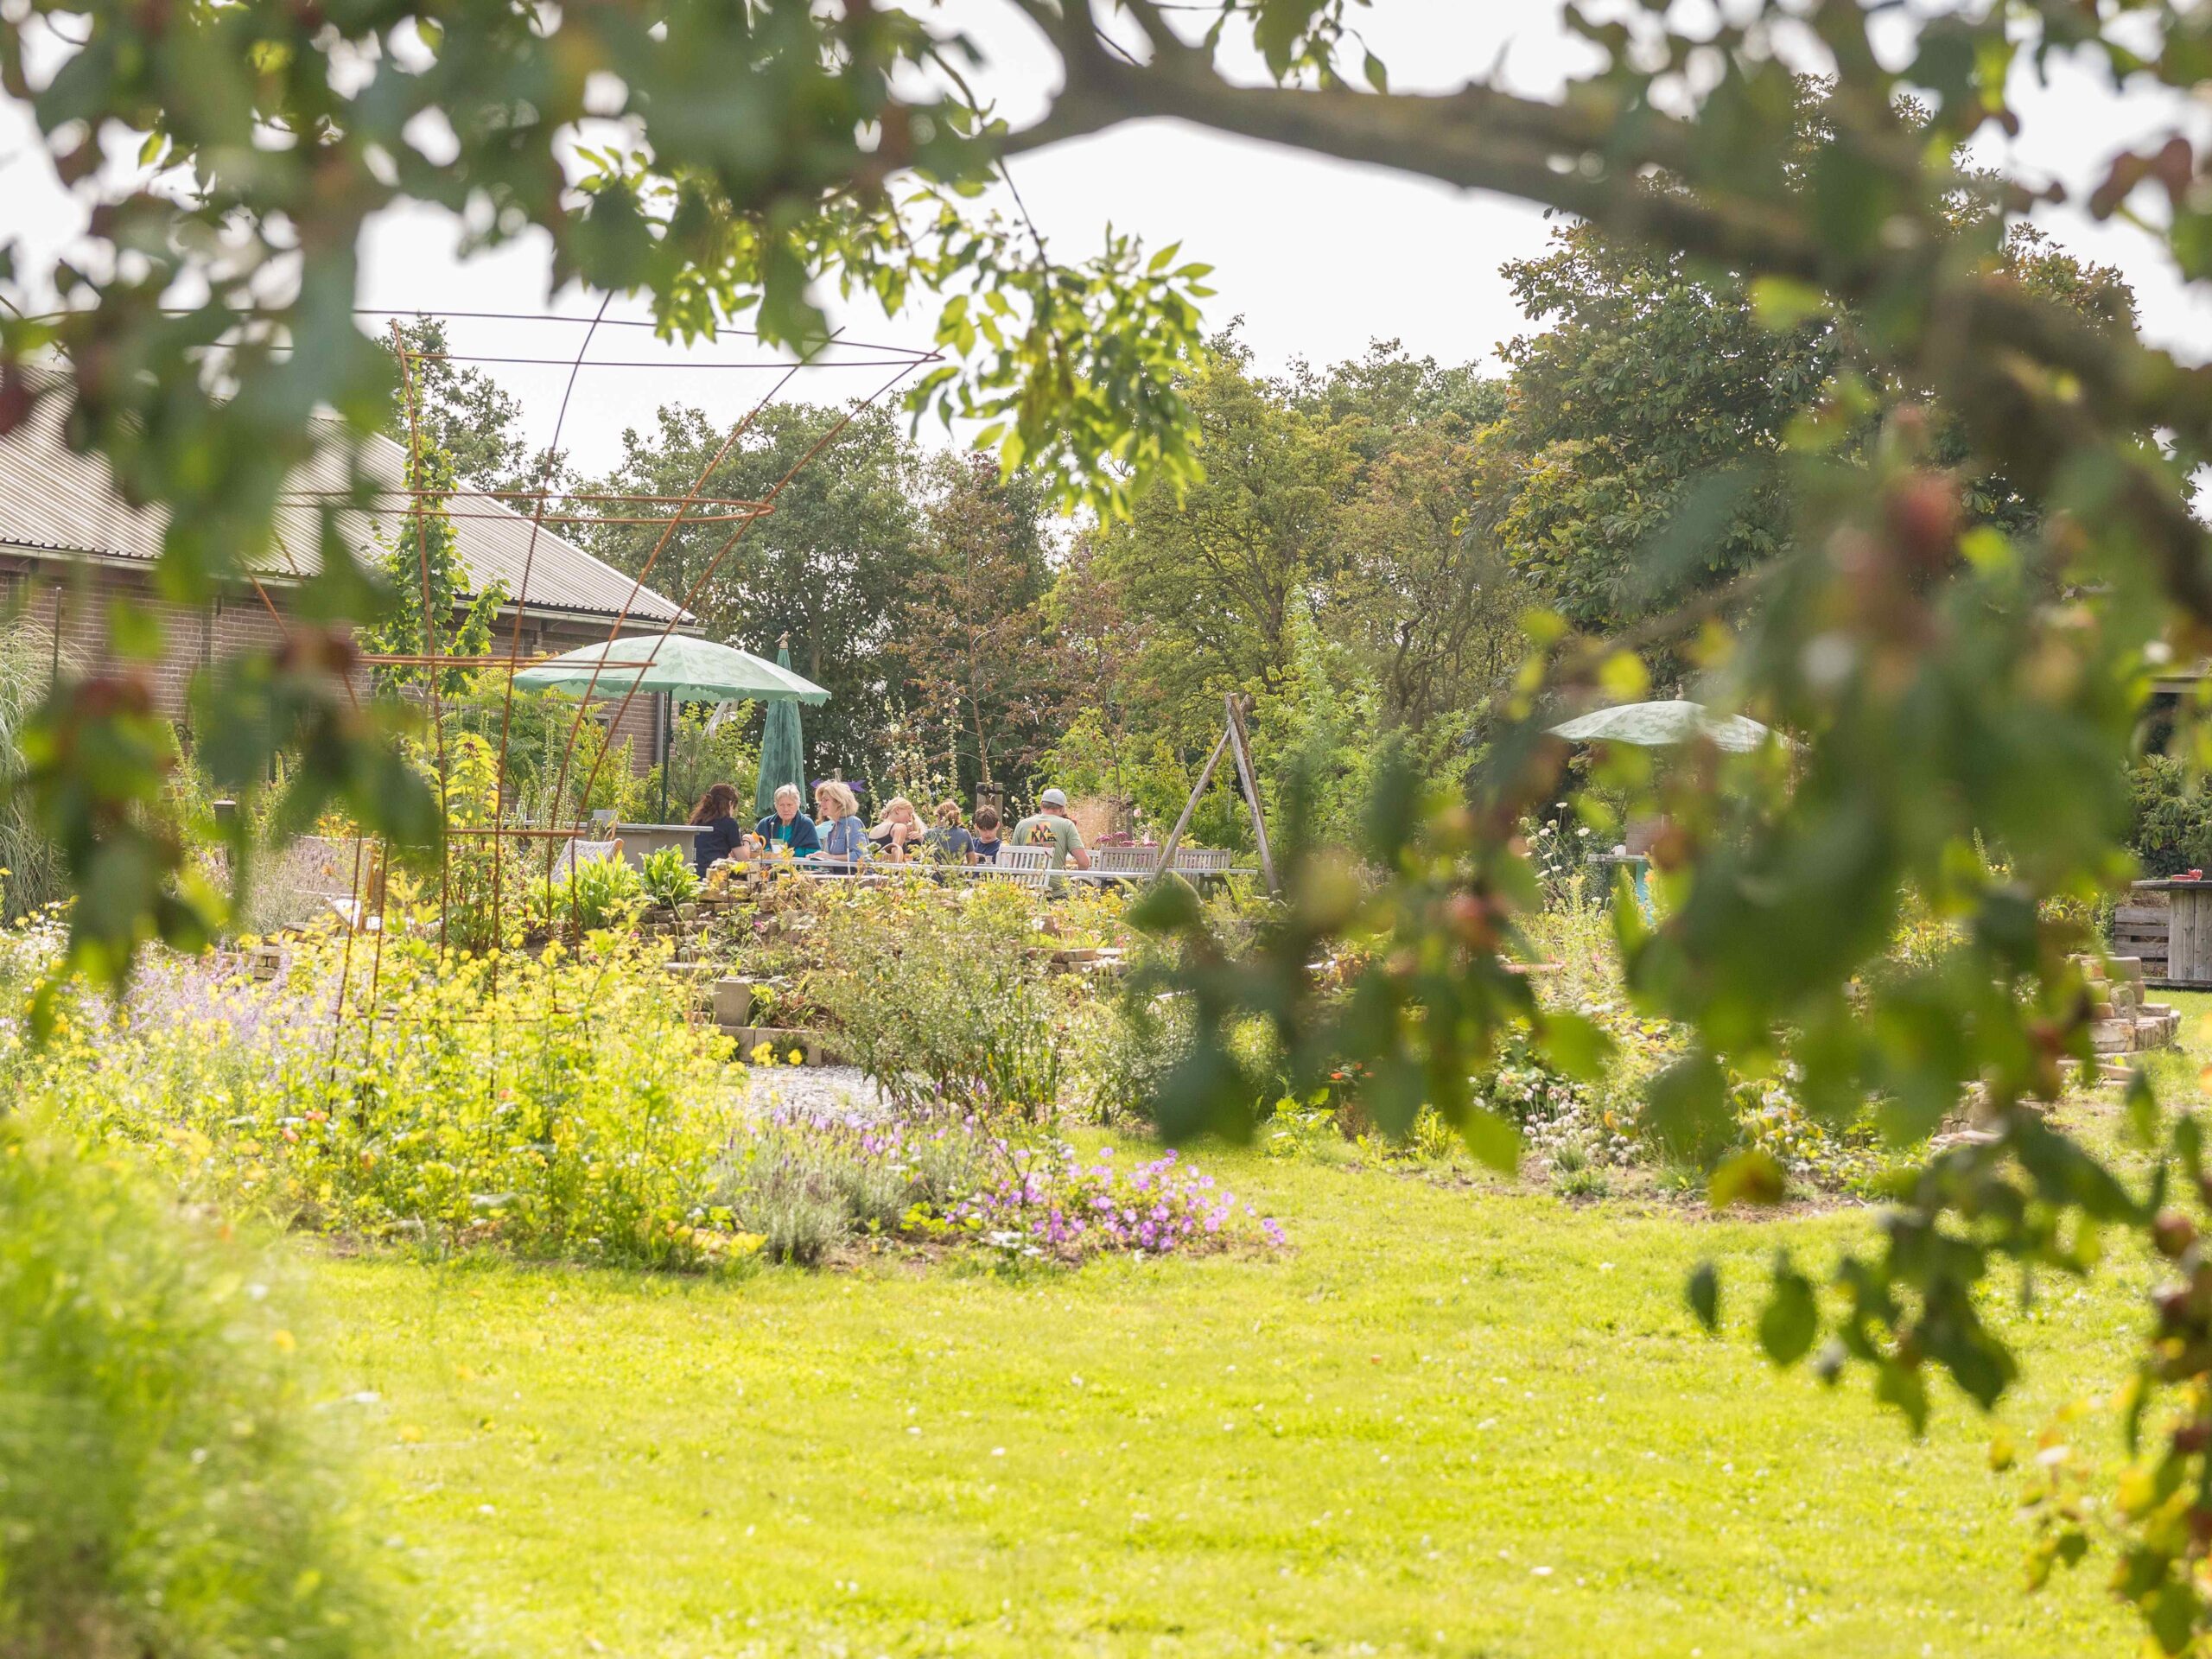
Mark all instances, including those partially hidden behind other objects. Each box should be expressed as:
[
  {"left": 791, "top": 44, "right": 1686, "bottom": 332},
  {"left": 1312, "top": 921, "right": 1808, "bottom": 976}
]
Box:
[{"left": 689, "top": 779, "right": 1094, "bottom": 879}]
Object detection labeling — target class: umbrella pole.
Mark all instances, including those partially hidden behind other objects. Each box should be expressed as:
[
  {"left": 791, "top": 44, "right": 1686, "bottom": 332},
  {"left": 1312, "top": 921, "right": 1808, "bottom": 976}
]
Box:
[{"left": 659, "top": 696, "right": 671, "bottom": 823}]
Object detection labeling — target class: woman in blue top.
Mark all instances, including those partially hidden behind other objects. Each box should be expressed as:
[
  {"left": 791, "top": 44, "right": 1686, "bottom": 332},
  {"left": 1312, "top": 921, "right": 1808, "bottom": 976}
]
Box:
[
  {"left": 753, "top": 783, "right": 820, "bottom": 855},
  {"left": 689, "top": 783, "right": 747, "bottom": 876},
  {"left": 810, "top": 779, "right": 869, "bottom": 871}
]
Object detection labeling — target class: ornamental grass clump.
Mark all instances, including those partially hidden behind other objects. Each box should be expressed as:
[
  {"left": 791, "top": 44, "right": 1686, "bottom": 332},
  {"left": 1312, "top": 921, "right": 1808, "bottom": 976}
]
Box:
[
  {"left": 950, "top": 1145, "right": 1286, "bottom": 1262},
  {"left": 706, "top": 1109, "right": 988, "bottom": 1266},
  {"left": 29, "top": 929, "right": 744, "bottom": 1269}
]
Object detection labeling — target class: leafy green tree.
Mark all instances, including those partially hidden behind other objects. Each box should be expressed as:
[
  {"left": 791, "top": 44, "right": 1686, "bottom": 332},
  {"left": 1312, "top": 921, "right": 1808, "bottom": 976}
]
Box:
[
  {"left": 570, "top": 402, "right": 925, "bottom": 780},
  {"left": 22, "top": 0, "right": 2212, "bottom": 1646},
  {"left": 1295, "top": 339, "right": 1505, "bottom": 459},
  {"left": 1494, "top": 218, "right": 2135, "bottom": 637},
  {"left": 1493, "top": 221, "right": 1830, "bottom": 634},
  {"left": 1087, "top": 334, "right": 1355, "bottom": 740},
  {"left": 1326, "top": 417, "right": 1526, "bottom": 746},
  {"left": 380, "top": 317, "right": 540, "bottom": 495},
  {"left": 895, "top": 452, "right": 1061, "bottom": 797}
]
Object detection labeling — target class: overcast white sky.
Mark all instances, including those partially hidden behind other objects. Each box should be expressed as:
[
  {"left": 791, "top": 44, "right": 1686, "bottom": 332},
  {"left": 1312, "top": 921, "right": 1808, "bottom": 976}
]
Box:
[{"left": 3, "top": 0, "right": 2209, "bottom": 476}]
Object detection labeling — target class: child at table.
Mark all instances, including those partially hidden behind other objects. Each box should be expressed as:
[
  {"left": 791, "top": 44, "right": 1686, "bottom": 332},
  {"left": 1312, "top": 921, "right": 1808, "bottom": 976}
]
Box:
[{"left": 970, "top": 805, "right": 1003, "bottom": 864}]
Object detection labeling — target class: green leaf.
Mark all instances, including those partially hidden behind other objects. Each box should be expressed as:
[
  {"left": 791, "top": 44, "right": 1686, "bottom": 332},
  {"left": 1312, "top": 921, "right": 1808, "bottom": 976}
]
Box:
[
  {"left": 1758, "top": 1255, "right": 1818, "bottom": 1366},
  {"left": 1708, "top": 1147, "right": 1787, "bottom": 1209},
  {"left": 1536, "top": 1011, "right": 1615, "bottom": 1082},
  {"left": 2149, "top": 1580, "right": 2200, "bottom": 1654},
  {"left": 1128, "top": 874, "right": 1204, "bottom": 933},
  {"left": 1687, "top": 1261, "right": 1720, "bottom": 1332},
  {"left": 1748, "top": 275, "right": 1827, "bottom": 331},
  {"left": 1455, "top": 1105, "right": 1521, "bottom": 1176},
  {"left": 1643, "top": 1050, "right": 1730, "bottom": 1164},
  {"left": 1873, "top": 1359, "right": 1929, "bottom": 1434}
]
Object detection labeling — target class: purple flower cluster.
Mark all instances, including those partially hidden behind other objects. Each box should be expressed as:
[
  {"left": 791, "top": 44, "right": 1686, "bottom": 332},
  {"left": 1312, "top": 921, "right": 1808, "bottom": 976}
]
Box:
[{"left": 950, "top": 1145, "right": 1287, "bottom": 1262}]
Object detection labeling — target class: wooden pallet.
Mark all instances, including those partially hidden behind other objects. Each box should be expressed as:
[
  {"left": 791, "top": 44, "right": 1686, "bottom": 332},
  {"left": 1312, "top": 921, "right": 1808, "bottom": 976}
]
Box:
[{"left": 2113, "top": 901, "right": 2171, "bottom": 980}]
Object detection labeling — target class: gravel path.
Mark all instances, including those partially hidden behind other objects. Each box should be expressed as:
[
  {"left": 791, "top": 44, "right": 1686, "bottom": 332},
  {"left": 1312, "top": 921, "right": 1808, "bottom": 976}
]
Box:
[{"left": 736, "top": 1062, "right": 890, "bottom": 1121}]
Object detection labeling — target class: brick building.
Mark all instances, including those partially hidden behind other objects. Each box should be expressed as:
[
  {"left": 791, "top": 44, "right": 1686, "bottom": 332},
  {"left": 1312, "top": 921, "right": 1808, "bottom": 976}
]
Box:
[{"left": 0, "top": 385, "right": 691, "bottom": 777}]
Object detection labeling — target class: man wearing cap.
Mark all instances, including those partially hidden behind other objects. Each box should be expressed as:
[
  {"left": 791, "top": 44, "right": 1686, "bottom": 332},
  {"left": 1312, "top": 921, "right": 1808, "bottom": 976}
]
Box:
[{"left": 1011, "top": 787, "right": 1092, "bottom": 889}]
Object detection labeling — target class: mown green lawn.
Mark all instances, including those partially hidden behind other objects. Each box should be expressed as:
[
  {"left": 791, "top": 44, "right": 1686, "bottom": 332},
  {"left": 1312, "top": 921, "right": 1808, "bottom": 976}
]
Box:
[{"left": 312, "top": 1077, "right": 2179, "bottom": 1659}]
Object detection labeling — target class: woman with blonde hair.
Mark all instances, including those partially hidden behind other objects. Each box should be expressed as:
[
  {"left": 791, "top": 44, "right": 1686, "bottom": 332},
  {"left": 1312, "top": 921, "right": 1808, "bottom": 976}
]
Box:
[
  {"left": 811, "top": 779, "right": 868, "bottom": 871},
  {"left": 868, "top": 794, "right": 927, "bottom": 861}
]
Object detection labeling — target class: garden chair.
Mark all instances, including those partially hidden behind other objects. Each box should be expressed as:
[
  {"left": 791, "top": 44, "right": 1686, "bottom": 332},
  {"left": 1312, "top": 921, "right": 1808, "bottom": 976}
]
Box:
[
  {"left": 977, "top": 845, "right": 1052, "bottom": 891},
  {"left": 547, "top": 837, "right": 624, "bottom": 881}
]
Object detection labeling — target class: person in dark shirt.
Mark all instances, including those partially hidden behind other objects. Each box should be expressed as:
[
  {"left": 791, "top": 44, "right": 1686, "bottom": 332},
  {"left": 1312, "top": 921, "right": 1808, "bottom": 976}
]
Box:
[
  {"left": 970, "top": 804, "right": 1004, "bottom": 864},
  {"left": 924, "top": 799, "right": 976, "bottom": 864},
  {"left": 689, "top": 782, "right": 747, "bottom": 876},
  {"left": 753, "top": 782, "right": 820, "bottom": 857}
]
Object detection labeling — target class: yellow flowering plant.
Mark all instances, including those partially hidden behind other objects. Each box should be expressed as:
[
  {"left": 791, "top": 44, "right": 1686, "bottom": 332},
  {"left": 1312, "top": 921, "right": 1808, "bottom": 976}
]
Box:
[{"left": 28, "top": 928, "right": 747, "bottom": 1269}]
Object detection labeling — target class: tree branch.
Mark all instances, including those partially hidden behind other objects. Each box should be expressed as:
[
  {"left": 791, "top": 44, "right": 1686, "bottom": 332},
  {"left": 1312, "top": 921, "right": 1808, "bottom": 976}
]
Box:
[{"left": 992, "top": 39, "right": 2212, "bottom": 623}]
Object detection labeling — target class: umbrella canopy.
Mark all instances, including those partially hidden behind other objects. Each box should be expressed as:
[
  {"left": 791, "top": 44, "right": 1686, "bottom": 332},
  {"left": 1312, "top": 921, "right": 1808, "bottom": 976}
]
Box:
[
  {"left": 1548, "top": 699, "right": 1777, "bottom": 754},
  {"left": 755, "top": 641, "right": 808, "bottom": 817},
  {"left": 513, "top": 633, "right": 830, "bottom": 703}
]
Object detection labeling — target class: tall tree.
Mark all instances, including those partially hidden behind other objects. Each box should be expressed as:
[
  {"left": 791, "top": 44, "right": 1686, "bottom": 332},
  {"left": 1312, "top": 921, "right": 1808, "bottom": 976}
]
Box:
[
  {"left": 1494, "top": 216, "right": 2136, "bottom": 637},
  {"left": 1493, "top": 222, "right": 1834, "bottom": 636},
  {"left": 895, "top": 452, "right": 1059, "bottom": 797},
  {"left": 381, "top": 318, "right": 543, "bottom": 496},
  {"left": 1327, "top": 419, "right": 1527, "bottom": 741},
  {"left": 1087, "top": 334, "right": 1355, "bottom": 741},
  {"left": 571, "top": 402, "right": 925, "bottom": 781}
]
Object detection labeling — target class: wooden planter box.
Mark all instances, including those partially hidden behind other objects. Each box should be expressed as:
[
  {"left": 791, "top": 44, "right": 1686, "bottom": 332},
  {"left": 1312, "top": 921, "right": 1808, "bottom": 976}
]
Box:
[{"left": 2126, "top": 880, "right": 2212, "bottom": 987}]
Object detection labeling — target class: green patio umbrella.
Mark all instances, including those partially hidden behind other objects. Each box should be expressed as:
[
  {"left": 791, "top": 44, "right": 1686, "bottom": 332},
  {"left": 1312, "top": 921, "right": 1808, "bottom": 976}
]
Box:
[
  {"left": 1548, "top": 699, "right": 1779, "bottom": 754},
  {"left": 754, "top": 637, "right": 808, "bottom": 818},
  {"left": 515, "top": 634, "right": 830, "bottom": 821}
]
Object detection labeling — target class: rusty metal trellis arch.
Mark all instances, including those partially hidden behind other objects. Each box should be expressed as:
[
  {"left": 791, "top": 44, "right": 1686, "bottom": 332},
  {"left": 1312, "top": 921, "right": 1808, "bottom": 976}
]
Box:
[{"left": 313, "top": 305, "right": 939, "bottom": 1051}]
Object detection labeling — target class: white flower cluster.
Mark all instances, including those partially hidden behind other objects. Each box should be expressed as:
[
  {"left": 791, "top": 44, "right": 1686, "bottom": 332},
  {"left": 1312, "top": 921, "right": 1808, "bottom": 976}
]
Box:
[{"left": 1486, "top": 1062, "right": 1637, "bottom": 1166}]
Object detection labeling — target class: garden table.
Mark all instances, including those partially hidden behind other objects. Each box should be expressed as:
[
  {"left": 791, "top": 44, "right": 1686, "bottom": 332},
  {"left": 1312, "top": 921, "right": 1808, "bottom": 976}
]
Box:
[{"left": 607, "top": 822, "right": 699, "bottom": 869}]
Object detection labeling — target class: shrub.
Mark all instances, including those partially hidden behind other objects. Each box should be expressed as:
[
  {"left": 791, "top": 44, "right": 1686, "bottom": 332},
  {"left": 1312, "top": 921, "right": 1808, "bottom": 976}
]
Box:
[
  {"left": 813, "top": 887, "right": 1065, "bottom": 1118},
  {"left": 34, "top": 931, "right": 742, "bottom": 1268},
  {"left": 640, "top": 846, "right": 699, "bottom": 909},
  {"left": 532, "top": 853, "right": 645, "bottom": 936},
  {"left": 1090, "top": 971, "right": 1195, "bottom": 1125},
  {"left": 1549, "top": 1142, "right": 1611, "bottom": 1199},
  {"left": 1483, "top": 1039, "right": 1638, "bottom": 1167},
  {"left": 620, "top": 702, "right": 760, "bottom": 826},
  {"left": 950, "top": 1144, "right": 1286, "bottom": 1260},
  {"left": 0, "top": 1124, "right": 397, "bottom": 1658},
  {"left": 1090, "top": 930, "right": 1293, "bottom": 1128},
  {"left": 2129, "top": 754, "right": 2212, "bottom": 878}
]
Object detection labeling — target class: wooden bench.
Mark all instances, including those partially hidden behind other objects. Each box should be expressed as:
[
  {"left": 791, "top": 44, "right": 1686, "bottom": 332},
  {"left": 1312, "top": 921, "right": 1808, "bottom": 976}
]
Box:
[
  {"left": 976, "top": 844, "right": 1052, "bottom": 890},
  {"left": 1085, "top": 844, "right": 1235, "bottom": 881},
  {"left": 1090, "top": 845, "right": 1160, "bottom": 877},
  {"left": 1171, "top": 847, "right": 1233, "bottom": 875}
]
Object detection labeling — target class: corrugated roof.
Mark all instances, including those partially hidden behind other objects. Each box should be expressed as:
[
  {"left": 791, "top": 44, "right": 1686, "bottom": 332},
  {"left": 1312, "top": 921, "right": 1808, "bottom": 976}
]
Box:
[{"left": 0, "top": 379, "right": 690, "bottom": 626}]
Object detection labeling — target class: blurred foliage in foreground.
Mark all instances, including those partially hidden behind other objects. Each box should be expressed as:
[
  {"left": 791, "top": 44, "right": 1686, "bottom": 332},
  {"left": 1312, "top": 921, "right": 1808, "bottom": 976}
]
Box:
[
  {"left": 0, "top": 1122, "right": 402, "bottom": 1657},
  {"left": 12, "top": 0, "right": 2212, "bottom": 1645}
]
